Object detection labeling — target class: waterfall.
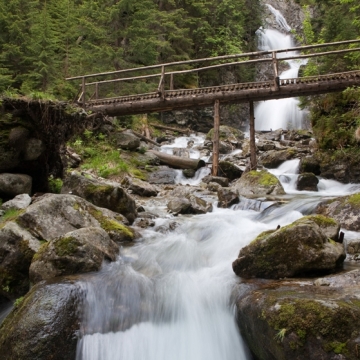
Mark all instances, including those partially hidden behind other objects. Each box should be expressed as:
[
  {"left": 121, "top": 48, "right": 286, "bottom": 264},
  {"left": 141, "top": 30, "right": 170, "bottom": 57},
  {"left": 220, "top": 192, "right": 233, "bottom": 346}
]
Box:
[{"left": 255, "top": 5, "right": 308, "bottom": 131}]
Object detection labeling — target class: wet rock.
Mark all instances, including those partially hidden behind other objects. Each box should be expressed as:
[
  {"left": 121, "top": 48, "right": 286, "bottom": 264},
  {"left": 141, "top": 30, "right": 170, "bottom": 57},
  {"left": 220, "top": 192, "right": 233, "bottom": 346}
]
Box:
[
  {"left": 232, "top": 170, "right": 285, "bottom": 197},
  {"left": 182, "top": 169, "right": 196, "bottom": 178},
  {"left": 167, "top": 194, "right": 212, "bottom": 215},
  {"left": 296, "top": 172, "right": 319, "bottom": 191},
  {"left": 316, "top": 193, "right": 360, "bottom": 231},
  {"left": 133, "top": 218, "right": 155, "bottom": 228},
  {"left": 167, "top": 198, "right": 191, "bottom": 215},
  {"left": 260, "top": 149, "right": 297, "bottom": 168},
  {"left": 121, "top": 177, "right": 159, "bottom": 197},
  {"left": 256, "top": 141, "right": 276, "bottom": 151},
  {"left": 207, "top": 182, "right": 221, "bottom": 192},
  {"left": 283, "top": 129, "right": 313, "bottom": 141},
  {"left": 0, "top": 194, "right": 31, "bottom": 210},
  {"left": 148, "top": 167, "right": 178, "bottom": 184},
  {"left": 173, "top": 148, "right": 190, "bottom": 157},
  {"left": 0, "top": 222, "right": 42, "bottom": 300},
  {"left": 218, "top": 161, "right": 243, "bottom": 180},
  {"left": 187, "top": 194, "right": 213, "bottom": 214},
  {"left": 299, "top": 156, "right": 321, "bottom": 175},
  {"left": 29, "top": 227, "right": 119, "bottom": 284},
  {"left": 0, "top": 278, "right": 82, "bottom": 360},
  {"left": 61, "top": 172, "right": 137, "bottom": 223},
  {"left": 234, "top": 270, "right": 360, "bottom": 360},
  {"left": 111, "top": 130, "right": 140, "bottom": 150},
  {"left": 345, "top": 238, "right": 360, "bottom": 261},
  {"left": 206, "top": 125, "right": 244, "bottom": 149},
  {"left": 0, "top": 173, "right": 32, "bottom": 197},
  {"left": 232, "top": 215, "right": 345, "bottom": 279},
  {"left": 217, "top": 188, "right": 239, "bottom": 208},
  {"left": 202, "top": 175, "right": 229, "bottom": 187}
]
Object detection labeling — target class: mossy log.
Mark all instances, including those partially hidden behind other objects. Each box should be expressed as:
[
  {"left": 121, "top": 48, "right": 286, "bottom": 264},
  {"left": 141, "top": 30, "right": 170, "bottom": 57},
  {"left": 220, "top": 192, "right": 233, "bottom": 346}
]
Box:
[{"left": 149, "top": 150, "right": 205, "bottom": 170}]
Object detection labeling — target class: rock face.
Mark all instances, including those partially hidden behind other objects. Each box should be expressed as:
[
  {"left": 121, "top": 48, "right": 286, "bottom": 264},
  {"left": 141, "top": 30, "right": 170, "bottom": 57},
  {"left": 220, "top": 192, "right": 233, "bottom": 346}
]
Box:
[
  {"left": 299, "top": 156, "right": 321, "bottom": 175},
  {"left": 29, "top": 227, "right": 119, "bottom": 284},
  {"left": 232, "top": 215, "right": 344, "bottom": 279},
  {"left": 316, "top": 193, "right": 360, "bottom": 231},
  {"left": 0, "top": 278, "right": 82, "bottom": 360},
  {"left": 233, "top": 170, "right": 285, "bottom": 197},
  {"left": 259, "top": 149, "right": 296, "bottom": 168},
  {"left": 296, "top": 172, "right": 319, "bottom": 191},
  {"left": 61, "top": 172, "right": 137, "bottom": 223},
  {"left": 234, "top": 270, "right": 360, "bottom": 360},
  {"left": 0, "top": 173, "right": 32, "bottom": 198}
]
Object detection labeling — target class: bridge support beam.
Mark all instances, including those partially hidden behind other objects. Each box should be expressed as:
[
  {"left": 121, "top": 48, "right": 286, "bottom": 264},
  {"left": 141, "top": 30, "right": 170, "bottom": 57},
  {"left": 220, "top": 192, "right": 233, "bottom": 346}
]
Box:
[
  {"left": 212, "top": 100, "right": 220, "bottom": 176},
  {"left": 249, "top": 101, "right": 257, "bottom": 170}
]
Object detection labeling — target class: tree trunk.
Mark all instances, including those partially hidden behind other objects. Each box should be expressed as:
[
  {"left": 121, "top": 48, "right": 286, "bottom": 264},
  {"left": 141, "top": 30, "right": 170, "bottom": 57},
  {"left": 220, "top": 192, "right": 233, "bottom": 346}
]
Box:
[{"left": 149, "top": 150, "right": 205, "bottom": 170}]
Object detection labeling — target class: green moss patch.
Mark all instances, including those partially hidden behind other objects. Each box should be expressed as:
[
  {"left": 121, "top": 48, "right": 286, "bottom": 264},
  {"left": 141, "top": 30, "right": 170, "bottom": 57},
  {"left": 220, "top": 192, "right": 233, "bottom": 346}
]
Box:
[
  {"left": 347, "top": 193, "right": 360, "bottom": 208},
  {"left": 247, "top": 170, "right": 279, "bottom": 186},
  {"left": 54, "top": 236, "right": 81, "bottom": 257}
]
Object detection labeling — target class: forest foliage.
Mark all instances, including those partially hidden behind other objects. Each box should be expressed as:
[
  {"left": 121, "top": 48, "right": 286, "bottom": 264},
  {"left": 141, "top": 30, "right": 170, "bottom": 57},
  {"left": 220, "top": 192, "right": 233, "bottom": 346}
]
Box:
[{"left": 0, "top": 0, "right": 262, "bottom": 99}]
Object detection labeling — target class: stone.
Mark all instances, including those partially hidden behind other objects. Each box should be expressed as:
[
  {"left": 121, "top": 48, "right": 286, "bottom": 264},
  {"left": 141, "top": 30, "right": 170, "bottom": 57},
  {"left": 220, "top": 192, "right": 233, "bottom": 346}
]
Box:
[
  {"left": 232, "top": 170, "right": 285, "bottom": 197},
  {"left": 61, "top": 172, "right": 137, "bottom": 223},
  {"left": 121, "top": 177, "right": 159, "bottom": 197},
  {"left": 217, "top": 188, "right": 239, "bottom": 208},
  {"left": 202, "top": 175, "right": 229, "bottom": 187},
  {"left": 260, "top": 149, "right": 297, "bottom": 168},
  {"left": 0, "top": 173, "right": 32, "bottom": 197},
  {"left": 148, "top": 167, "right": 178, "bottom": 184},
  {"left": 206, "top": 125, "right": 245, "bottom": 147},
  {"left": 167, "top": 198, "right": 191, "bottom": 215},
  {"left": 112, "top": 130, "right": 140, "bottom": 150},
  {"left": 218, "top": 161, "right": 243, "bottom": 180},
  {"left": 23, "top": 138, "right": 45, "bottom": 161},
  {"left": 296, "top": 172, "right": 319, "bottom": 191},
  {"left": 232, "top": 215, "right": 345, "bottom": 279},
  {"left": 29, "top": 227, "right": 119, "bottom": 283},
  {"left": 299, "top": 156, "right": 321, "bottom": 175},
  {"left": 182, "top": 169, "right": 196, "bottom": 178},
  {"left": 0, "top": 194, "right": 31, "bottom": 210},
  {"left": 187, "top": 194, "right": 213, "bottom": 214},
  {"left": 0, "top": 278, "right": 82, "bottom": 360}
]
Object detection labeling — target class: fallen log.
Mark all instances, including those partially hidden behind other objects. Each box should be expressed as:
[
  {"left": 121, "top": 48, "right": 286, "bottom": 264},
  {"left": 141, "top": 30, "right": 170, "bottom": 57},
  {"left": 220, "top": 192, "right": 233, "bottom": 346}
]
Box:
[
  {"left": 149, "top": 150, "right": 206, "bottom": 170},
  {"left": 151, "top": 124, "right": 191, "bottom": 135},
  {"left": 131, "top": 130, "right": 159, "bottom": 146}
]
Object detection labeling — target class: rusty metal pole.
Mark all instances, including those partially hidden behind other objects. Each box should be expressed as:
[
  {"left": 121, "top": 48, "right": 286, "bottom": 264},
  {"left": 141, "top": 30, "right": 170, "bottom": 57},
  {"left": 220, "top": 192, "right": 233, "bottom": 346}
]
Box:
[
  {"left": 212, "top": 100, "right": 220, "bottom": 176},
  {"left": 249, "top": 101, "right": 257, "bottom": 170}
]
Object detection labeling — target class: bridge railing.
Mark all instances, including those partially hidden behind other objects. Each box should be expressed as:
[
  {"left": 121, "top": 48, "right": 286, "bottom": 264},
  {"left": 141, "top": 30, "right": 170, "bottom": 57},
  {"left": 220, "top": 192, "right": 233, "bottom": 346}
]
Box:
[{"left": 66, "top": 39, "right": 360, "bottom": 107}]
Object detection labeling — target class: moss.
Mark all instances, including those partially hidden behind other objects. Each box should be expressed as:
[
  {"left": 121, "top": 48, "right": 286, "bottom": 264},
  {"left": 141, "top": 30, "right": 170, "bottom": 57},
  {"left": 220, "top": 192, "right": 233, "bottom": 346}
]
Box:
[
  {"left": 324, "top": 341, "right": 348, "bottom": 354},
  {"left": 84, "top": 184, "right": 114, "bottom": 197},
  {"left": 299, "top": 214, "right": 337, "bottom": 227},
  {"left": 32, "top": 242, "right": 49, "bottom": 261},
  {"left": 13, "top": 296, "right": 24, "bottom": 307},
  {"left": 247, "top": 170, "right": 278, "bottom": 186},
  {"left": 251, "top": 229, "right": 277, "bottom": 244},
  {"left": 73, "top": 202, "right": 81, "bottom": 211},
  {"left": 0, "top": 209, "right": 24, "bottom": 229},
  {"left": 347, "top": 193, "right": 360, "bottom": 208},
  {"left": 48, "top": 177, "right": 63, "bottom": 194},
  {"left": 54, "top": 236, "right": 80, "bottom": 257}
]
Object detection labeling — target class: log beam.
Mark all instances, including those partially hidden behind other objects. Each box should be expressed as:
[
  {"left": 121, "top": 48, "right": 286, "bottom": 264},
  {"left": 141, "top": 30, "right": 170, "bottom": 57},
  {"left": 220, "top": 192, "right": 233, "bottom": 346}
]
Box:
[
  {"left": 212, "top": 100, "right": 220, "bottom": 176},
  {"left": 249, "top": 101, "right": 257, "bottom": 170},
  {"left": 149, "top": 150, "right": 205, "bottom": 170}
]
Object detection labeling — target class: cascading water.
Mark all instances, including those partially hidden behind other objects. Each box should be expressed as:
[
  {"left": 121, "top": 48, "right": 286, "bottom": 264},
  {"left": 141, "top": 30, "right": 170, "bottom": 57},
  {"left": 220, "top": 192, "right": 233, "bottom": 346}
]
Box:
[{"left": 255, "top": 5, "right": 308, "bottom": 130}]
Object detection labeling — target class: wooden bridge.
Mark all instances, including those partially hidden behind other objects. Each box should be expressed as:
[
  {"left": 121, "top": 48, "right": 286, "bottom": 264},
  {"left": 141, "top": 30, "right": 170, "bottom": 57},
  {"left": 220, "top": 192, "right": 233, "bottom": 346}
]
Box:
[{"left": 67, "top": 39, "right": 360, "bottom": 174}]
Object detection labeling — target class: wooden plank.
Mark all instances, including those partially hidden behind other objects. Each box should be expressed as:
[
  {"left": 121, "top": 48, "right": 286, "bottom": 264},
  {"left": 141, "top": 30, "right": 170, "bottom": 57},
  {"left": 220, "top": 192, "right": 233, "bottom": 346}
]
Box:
[
  {"left": 212, "top": 100, "right": 220, "bottom": 176},
  {"left": 249, "top": 101, "right": 257, "bottom": 170}
]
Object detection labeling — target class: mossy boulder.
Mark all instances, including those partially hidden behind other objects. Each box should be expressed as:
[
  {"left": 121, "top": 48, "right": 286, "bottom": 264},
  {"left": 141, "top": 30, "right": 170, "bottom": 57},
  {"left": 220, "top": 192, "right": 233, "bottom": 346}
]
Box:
[
  {"left": 235, "top": 270, "right": 360, "bottom": 360},
  {"left": 205, "top": 125, "right": 244, "bottom": 148},
  {"left": 218, "top": 161, "right": 243, "bottom": 180},
  {"left": 232, "top": 170, "right": 285, "bottom": 197},
  {"left": 260, "top": 149, "right": 297, "bottom": 168},
  {"left": 232, "top": 215, "right": 345, "bottom": 279},
  {"left": 296, "top": 172, "right": 319, "bottom": 191},
  {"left": 299, "top": 156, "right": 321, "bottom": 175},
  {"left": 61, "top": 172, "right": 137, "bottom": 223},
  {"left": 0, "top": 173, "right": 32, "bottom": 198},
  {"left": 0, "top": 277, "right": 83, "bottom": 360},
  {"left": 121, "top": 176, "right": 159, "bottom": 197},
  {"left": 111, "top": 130, "right": 140, "bottom": 150},
  {"left": 29, "top": 227, "right": 119, "bottom": 283},
  {"left": 316, "top": 193, "right": 360, "bottom": 231}
]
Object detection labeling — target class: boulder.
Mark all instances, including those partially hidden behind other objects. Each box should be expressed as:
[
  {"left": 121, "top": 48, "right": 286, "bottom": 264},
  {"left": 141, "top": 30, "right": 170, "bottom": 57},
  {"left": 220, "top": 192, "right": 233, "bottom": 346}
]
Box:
[
  {"left": 111, "top": 130, "right": 140, "bottom": 150},
  {"left": 299, "top": 156, "right": 321, "bottom": 175},
  {"left": 0, "top": 194, "right": 32, "bottom": 210},
  {"left": 167, "top": 198, "right": 191, "bottom": 215},
  {"left": 187, "top": 194, "right": 213, "bottom": 214},
  {"left": 234, "top": 270, "right": 360, "bottom": 360},
  {"left": 316, "top": 193, "right": 360, "bottom": 231},
  {"left": 346, "top": 238, "right": 360, "bottom": 261},
  {"left": 0, "top": 221, "right": 42, "bottom": 300},
  {"left": 0, "top": 278, "right": 82, "bottom": 360},
  {"left": 121, "top": 176, "right": 159, "bottom": 197},
  {"left": 182, "top": 169, "right": 196, "bottom": 178},
  {"left": 206, "top": 125, "right": 244, "bottom": 148},
  {"left": 167, "top": 194, "right": 212, "bottom": 215},
  {"left": 296, "top": 172, "right": 319, "bottom": 191},
  {"left": 218, "top": 161, "right": 243, "bottom": 180},
  {"left": 0, "top": 173, "right": 32, "bottom": 197},
  {"left": 232, "top": 170, "right": 285, "bottom": 197},
  {"left": 148, "top": 167, "right": 178, "bottom": 184},
  {"left": 29, "top": 227, "right": 119, "bottom": 284},
  {"left": 61, "top": 172, "right": 137, "bottom": 223},
  {"left": 202, "top": 175, "right": 229, "bottom": 187},
  {"left": 217, "top": 188, "right": 239, "bottom": 208},
  {"left": 232, "top": 215, "right": 345, "bottom": 279},
  {"left": 260, "top": 149, "right": 297, "bottom": 168},
  {"left": 23, "top": 138, "right": 45, "bottom": 161}
]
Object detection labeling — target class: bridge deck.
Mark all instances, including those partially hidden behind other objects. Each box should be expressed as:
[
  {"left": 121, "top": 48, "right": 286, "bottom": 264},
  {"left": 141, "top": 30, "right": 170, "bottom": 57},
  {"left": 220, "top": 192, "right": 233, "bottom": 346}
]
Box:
[{"left": 87, "top": 70, "right": 360, "bottom": 116}]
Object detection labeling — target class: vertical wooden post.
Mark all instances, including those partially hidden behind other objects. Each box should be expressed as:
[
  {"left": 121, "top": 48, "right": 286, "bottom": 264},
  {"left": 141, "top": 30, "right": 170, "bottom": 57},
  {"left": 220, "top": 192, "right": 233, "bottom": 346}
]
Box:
[
  {"left": 95, "top": 83, "right": 99, "bottom": 100},
  {"left": 212, "top": 100, "right": 220, "bottom": 176},
  {"left": 272, "top": 51, "right": 279, "bottom": 90},
  {"left": 170, "top": 73, "right": 174, "bottom": 90},
  {"left": 249, "top": 101, "right": 257, "bottom": 171},
  {"left": 158, "top": 65, "right": 165, "bottom": 100},
  {"left": 81, "top": 76, "right": 86, "bottom": 107}
]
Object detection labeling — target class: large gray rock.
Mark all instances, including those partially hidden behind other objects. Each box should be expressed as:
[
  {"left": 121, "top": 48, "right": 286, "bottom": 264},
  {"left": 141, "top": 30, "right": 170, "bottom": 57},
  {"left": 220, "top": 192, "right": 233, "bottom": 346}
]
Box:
[
  {"left": 0, "top": 278, "right": 82, "bottom": 360},
  {"left": 167, "top": 194, "right": 212, "bottom": 215},
  {"left": 30, "top": 227, "right": 119, "bottom": 283},
  {"left": 316, "top": 193, "right": 360, "bottom": 231},
  {"left": 61, "top": 172, "right": 137, "bottom": 224},
  {"left": 0, "top": 173, "right": 32, "bottom": 197},
  {"left": 112, "top": 130, "right": 140, "bottom": 150},
  {"left": 232, "top": 170, "right": 285, "bottom": 197},
  {"left": 299, "top": 155, "right": 321, "bottom": 175},
  {"left": 121, "top": 176, "right": 159, "bottom": 197},
  {"left": 0, "top": 194, "right": 31, "bottom": 210},
  {"left": 217, "top": 188, "right": 239, "bottom": 208},
  {"left": 148, "top": 167, "right": 178, "bottom": 184},
  {"left": 234, "top": 270, "right": 360, "bottom": 360},
  {"left": 296, "top": 172, "right": 319, "bottom": 191},
  {"left": 259, "top": 149, "right": 297, "bottom": 168},
  {"left": 232, "top": 215, "right": 344, "bottom": 279}
]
